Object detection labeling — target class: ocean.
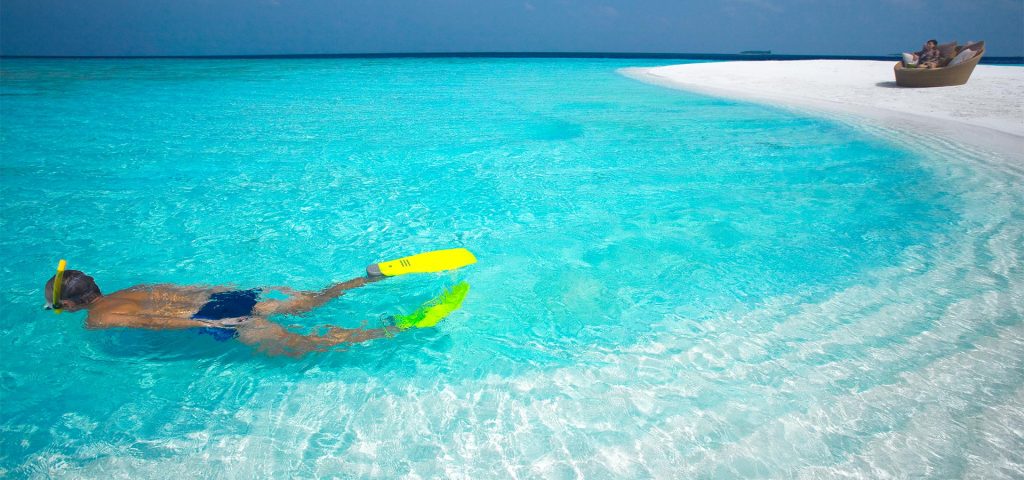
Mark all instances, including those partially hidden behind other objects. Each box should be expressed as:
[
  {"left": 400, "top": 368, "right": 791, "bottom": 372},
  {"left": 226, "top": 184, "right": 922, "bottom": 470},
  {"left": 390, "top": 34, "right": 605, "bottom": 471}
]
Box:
[{"left": 1, "top": 58, "right": 1021, "bottom": 478}]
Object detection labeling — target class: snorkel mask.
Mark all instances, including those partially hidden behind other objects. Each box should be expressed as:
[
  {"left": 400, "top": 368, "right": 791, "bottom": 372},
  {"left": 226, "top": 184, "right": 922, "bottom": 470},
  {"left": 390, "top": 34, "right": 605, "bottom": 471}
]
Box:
[{"left": 46, "top": 259, "right": 67, "bottom": 314}]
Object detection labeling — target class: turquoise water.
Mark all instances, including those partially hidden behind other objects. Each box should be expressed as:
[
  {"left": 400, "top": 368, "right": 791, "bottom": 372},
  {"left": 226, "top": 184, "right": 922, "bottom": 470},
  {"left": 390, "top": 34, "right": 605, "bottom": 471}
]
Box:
[{"left": 2, "top": 58, "right": 1022, "bottom": 478}]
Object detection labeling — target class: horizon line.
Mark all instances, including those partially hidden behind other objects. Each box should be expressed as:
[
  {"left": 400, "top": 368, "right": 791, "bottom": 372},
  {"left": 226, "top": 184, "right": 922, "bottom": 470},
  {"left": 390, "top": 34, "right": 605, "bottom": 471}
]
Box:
[{"left": 2, "top": 51, "right": 1022, "bottom": 63}]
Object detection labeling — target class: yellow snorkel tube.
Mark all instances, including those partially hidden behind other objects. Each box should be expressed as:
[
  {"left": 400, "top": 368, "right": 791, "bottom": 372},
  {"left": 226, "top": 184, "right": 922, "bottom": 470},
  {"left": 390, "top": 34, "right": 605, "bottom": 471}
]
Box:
[{"left": 51, "top": 259, "right": 67, "bottom": 314}]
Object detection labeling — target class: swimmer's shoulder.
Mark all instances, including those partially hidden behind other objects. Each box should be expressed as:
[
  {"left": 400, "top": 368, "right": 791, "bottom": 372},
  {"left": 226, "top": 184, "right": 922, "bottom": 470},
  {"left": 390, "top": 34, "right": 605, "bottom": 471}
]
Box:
[{"left": 85, "top": 297, "right": 143, "bottom": 328}]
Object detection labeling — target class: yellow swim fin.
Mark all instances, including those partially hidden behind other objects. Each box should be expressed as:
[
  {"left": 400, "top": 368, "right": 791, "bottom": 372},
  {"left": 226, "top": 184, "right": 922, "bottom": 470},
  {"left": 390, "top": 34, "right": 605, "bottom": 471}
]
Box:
[{"left": 369, "top": 248, "right": 477, "bottom": 277}]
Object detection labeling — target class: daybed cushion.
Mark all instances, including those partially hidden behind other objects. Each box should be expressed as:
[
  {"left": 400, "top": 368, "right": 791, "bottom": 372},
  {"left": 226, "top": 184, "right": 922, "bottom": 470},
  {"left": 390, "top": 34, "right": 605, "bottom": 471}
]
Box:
[
  {"left": 937, "top": 41, "right": 957, "bottom": 58},
  {"left": 964, "top": 41, "right": 985, "bottom": 52},
  {"left": 948, "top": 48, "right": 977, "bottom": 67},
  {"left": 902, "top": 52, "right": 918, "bottom": 66}
]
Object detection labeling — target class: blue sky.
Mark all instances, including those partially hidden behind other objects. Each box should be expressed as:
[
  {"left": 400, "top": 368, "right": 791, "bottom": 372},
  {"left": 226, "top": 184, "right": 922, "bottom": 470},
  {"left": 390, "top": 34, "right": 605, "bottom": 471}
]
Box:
[{"left": 1, "top": 0, "right": 1022, "bottom": 56}]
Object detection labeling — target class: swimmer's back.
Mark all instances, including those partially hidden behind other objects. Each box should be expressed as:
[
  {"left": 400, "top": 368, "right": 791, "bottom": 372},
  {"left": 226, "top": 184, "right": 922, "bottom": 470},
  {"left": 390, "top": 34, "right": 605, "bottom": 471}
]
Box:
[{"left": 86, "top": 285, "right": 228, "bottom": 329}]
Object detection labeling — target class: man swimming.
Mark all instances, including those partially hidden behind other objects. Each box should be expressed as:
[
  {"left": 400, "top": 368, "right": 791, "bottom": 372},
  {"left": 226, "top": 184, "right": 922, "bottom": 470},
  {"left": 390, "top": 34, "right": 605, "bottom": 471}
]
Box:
[{"left": 44, "top": 249, "right": 475, "bottom": 357}]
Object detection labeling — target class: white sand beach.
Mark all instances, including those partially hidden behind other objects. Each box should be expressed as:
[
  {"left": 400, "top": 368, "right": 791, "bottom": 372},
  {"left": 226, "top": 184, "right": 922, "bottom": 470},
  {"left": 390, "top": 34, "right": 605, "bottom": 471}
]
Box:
[{"left": 622, "top": 60, "right": 1024, "bottom": 163}]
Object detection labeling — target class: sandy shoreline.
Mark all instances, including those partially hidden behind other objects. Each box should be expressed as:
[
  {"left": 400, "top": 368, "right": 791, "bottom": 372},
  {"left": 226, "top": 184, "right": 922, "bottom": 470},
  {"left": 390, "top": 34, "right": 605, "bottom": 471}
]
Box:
[{"left": 621, "top": 60, "right": 1024, "bottom": 164}]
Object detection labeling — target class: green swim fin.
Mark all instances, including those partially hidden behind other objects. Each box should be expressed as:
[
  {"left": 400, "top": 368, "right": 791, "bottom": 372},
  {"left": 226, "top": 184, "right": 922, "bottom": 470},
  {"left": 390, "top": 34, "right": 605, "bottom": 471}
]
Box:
[{"left": 394, "top": 282, "right": 470, "bottom": 330}]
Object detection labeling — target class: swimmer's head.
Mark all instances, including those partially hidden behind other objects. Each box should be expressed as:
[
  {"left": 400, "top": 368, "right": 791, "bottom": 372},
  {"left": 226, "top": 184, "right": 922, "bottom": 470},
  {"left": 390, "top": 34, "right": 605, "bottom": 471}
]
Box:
[{"left": 44, "top": 270, "right": 102, "bottom": 311}]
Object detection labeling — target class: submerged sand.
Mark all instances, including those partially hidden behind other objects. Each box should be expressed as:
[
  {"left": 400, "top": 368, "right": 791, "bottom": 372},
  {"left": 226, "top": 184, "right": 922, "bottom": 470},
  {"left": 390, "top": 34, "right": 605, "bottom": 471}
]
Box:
[{"left": 621, "top": 60, "right": 1024, "bottom": 163}]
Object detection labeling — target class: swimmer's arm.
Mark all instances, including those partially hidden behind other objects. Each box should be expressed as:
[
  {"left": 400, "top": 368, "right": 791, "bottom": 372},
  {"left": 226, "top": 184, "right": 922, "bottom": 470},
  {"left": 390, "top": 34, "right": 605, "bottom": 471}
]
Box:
[
  {"left": 86, "top": 312, "right": 211, "bottom": 330},
  {"left": 254, "top": 276, "right": 384, "bottom": 316}
]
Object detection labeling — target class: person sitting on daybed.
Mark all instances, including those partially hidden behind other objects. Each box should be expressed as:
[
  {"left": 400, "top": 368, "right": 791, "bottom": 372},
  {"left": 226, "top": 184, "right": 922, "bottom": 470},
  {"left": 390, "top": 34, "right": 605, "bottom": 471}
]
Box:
[{"left": 909, "top": 39, "right": 942, "bottom": 69}]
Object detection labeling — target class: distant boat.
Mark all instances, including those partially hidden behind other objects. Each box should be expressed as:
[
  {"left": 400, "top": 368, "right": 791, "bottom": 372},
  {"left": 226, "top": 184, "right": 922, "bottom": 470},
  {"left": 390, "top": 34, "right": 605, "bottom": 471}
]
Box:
[{"left": 739, "top": 50, "right": 771, "bottom": 55}]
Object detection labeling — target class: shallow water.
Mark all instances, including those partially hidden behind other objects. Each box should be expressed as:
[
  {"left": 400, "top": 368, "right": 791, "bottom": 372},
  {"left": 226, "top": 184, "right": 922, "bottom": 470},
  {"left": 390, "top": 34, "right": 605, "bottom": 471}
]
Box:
[{"left": 1, "top": 58, "right": 1021, "bottom": 478}]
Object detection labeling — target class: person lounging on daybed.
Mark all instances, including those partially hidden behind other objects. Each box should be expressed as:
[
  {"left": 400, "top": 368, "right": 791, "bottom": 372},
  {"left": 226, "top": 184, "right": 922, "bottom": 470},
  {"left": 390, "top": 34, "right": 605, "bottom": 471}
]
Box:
[{"left": 903, "top": 39, "right": 943, "bottom": 69}]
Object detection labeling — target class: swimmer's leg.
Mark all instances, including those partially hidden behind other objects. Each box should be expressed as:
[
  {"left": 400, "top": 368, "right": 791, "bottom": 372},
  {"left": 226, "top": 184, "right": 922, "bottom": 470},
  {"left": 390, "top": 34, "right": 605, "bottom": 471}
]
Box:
[
  {"left": 253, "top": 275, "right": 384, "bottom": 317},
  {"left": 236, "top": 317, "right": 399, "bottom": 357}
]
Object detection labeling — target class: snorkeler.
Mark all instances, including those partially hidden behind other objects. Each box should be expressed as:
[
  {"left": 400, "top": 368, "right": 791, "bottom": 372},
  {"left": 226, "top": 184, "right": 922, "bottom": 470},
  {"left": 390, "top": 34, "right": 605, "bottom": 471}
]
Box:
[{"left": 43, "top": 249, "right": 475, "bottom": 357}]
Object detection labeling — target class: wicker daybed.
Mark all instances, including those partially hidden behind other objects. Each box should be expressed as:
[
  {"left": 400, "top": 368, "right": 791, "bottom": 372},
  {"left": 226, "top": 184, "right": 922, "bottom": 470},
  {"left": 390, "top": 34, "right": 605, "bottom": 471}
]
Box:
[{"left": 894, "top": 42, "right": 985, "bottom": 88}]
